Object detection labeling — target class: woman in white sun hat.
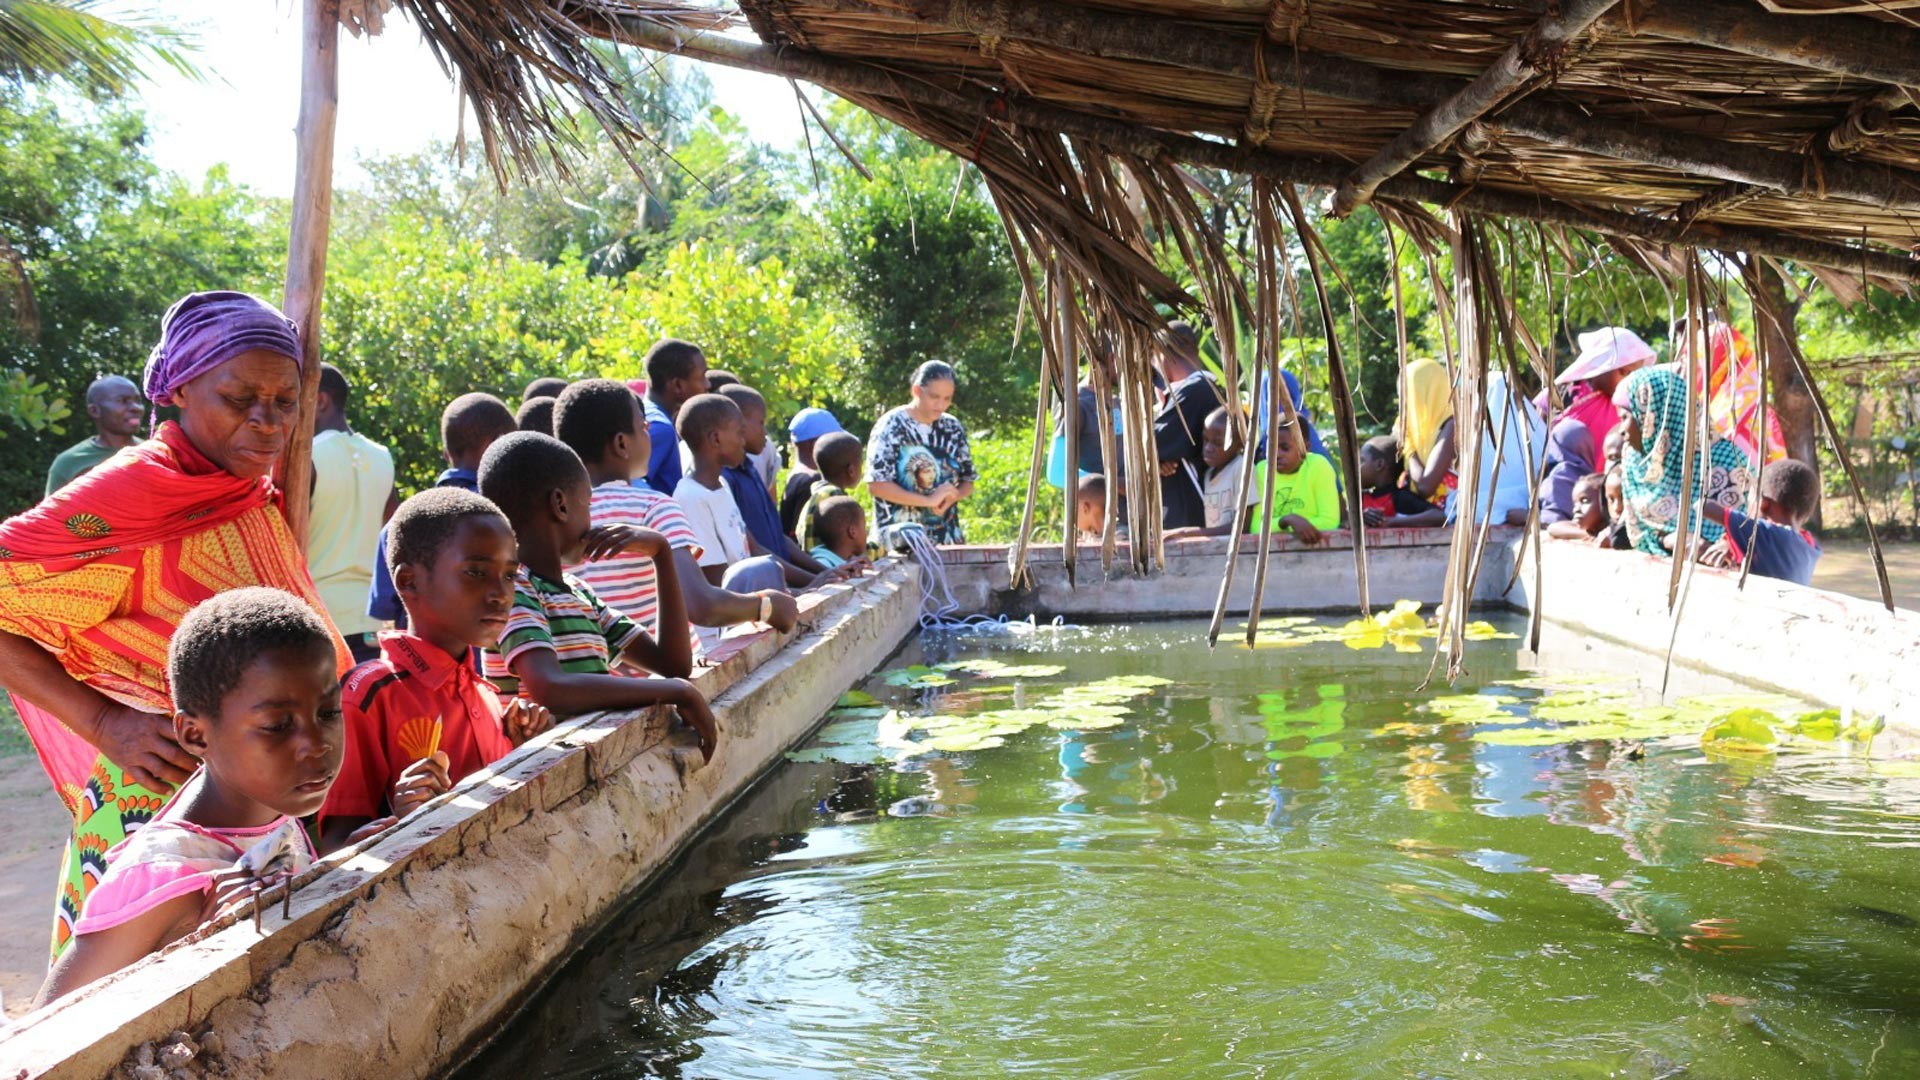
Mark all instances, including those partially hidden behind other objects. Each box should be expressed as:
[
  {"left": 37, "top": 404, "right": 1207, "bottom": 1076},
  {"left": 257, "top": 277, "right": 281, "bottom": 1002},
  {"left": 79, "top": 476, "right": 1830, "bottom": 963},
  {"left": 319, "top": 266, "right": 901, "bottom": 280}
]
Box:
[{"left": 1545, "top": 326, "right": 1655, "bottom": 449}]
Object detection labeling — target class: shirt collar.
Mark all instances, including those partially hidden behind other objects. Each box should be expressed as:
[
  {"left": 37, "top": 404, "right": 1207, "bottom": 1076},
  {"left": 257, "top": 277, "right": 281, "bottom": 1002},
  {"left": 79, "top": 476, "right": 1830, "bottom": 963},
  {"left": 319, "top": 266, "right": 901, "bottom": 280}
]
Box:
[
  {"left": 436, "top": 467, "right": 479, "bottom": 490},
  {"left": 378, "top": 631, "right": 471, "bottom": 692}
]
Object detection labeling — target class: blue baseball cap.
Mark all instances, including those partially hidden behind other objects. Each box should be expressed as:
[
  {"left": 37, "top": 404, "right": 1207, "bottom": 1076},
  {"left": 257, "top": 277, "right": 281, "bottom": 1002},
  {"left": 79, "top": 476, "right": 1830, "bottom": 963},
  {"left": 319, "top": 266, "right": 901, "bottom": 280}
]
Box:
[{"left": 789, "top": 407, "right": 844, "bottom": 443}]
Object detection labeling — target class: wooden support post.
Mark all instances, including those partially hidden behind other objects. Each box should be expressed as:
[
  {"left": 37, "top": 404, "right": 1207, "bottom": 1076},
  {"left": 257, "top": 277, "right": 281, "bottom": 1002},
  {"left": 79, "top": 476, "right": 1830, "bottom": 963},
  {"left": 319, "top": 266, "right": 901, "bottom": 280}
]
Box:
[
  {"left": 280, "top": 0, "right": 340, "bottom": 549},
  {"left": 1331, "top": 0, "right": 1621, "bottom": 217},
  {"left": 585, "top": 13, "right": 1920, "bottom": 283}
]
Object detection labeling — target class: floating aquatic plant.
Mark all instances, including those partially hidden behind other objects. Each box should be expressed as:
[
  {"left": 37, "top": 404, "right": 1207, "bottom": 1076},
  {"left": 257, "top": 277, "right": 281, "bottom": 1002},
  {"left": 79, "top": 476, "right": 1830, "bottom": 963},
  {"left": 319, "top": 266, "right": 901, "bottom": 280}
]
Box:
[
  {"left": 789, "top": 673, "right": 1174, "bottom": 765},
  {"left": 1243, "top": 601, "right": 1515, "bottom": 653},
  {"left": 1420, "top": 693, "right": 1522, "bottom": 725},
  {"left": 879, "top": 658, "right": 1069, "bottom": 688}
]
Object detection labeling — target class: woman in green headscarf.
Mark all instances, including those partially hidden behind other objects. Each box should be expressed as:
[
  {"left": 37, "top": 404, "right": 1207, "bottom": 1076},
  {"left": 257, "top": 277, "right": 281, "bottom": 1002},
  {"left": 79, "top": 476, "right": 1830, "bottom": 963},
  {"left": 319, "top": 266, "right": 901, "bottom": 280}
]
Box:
[{"left": 1615, "top": 367, "right": 1751, "bottom": 556}]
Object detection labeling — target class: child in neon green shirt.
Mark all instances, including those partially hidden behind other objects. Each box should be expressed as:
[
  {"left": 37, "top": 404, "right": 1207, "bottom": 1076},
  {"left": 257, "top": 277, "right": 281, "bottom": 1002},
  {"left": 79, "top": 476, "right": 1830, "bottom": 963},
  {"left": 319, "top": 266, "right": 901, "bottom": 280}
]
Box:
[{"left": 1250, "top": 421, "right": 1341, "bottom": 543}]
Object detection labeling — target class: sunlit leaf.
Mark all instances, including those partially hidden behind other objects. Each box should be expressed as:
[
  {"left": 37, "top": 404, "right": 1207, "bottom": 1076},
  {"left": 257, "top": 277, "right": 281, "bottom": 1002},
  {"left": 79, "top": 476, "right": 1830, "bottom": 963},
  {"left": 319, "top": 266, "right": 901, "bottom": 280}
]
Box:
[
  {"left": 1700, "top": 709, "right": 1785, "bottom": 756},
  {"left": 1421, "top": 694, "right": 1521, "bottom": 725}
]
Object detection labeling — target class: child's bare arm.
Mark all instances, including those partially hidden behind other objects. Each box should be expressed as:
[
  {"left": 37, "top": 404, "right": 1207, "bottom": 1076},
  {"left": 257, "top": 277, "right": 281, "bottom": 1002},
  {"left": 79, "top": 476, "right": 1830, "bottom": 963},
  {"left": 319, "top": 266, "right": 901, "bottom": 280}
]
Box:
[
  {"left": 578, "top": 525, "right": 694, "bottom": 678},
  {"left": 1544, "top": 520, "right": 1590, "bottom": 540},
  {"left": 36, "top": 892, "right": 202, "bottom": 1007},
  {"left": 511, "top": 650, "right": 707, "bottom": 725},
  {"left": 1700, "top": 501, "right": 1730, "bottom": 527}
]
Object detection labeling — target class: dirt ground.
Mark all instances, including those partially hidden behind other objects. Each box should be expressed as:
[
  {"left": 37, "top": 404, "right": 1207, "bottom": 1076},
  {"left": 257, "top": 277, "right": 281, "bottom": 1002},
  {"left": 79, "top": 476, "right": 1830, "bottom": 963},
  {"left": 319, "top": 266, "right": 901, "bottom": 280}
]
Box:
[
  {"left": 0, "top": 754, "right": 66, "bottom": 1019},
  {"left": 0, "top": 538, "right": 1913, "bottom": 1021},
  {"left": 1808, "top": 537, "right": 1920, "bottom": 611}
]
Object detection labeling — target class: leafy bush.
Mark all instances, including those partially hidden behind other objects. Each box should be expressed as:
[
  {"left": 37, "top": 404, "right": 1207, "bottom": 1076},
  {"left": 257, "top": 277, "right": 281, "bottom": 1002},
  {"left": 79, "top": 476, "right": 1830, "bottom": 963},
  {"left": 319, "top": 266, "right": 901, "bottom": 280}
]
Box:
[
  {"left": 963, "top": 427, "right": 1063, "bottom": 545},
  {"left": 0, "top": 91, "right": 281, "bottom": 515}
]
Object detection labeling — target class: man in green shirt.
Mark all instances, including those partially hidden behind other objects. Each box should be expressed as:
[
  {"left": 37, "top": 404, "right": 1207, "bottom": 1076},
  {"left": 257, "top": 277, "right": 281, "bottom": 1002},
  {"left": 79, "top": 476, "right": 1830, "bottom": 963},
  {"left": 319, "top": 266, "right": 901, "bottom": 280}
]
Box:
[{"left": 45, "top": 375, "right": 145, "bottom": 497}]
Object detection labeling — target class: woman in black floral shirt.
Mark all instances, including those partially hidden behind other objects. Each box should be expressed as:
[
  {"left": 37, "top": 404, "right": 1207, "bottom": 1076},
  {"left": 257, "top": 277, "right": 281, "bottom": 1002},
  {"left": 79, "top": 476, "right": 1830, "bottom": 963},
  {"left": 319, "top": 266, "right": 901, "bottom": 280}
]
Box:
[{"left": 866, "top": 361, "right": 977, "bottom": 546}]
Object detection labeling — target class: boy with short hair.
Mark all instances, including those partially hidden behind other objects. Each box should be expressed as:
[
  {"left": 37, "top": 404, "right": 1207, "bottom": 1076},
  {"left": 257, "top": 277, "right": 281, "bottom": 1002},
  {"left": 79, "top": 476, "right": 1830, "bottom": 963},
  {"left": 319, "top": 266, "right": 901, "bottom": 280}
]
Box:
[
  {"left": 1704, "top": 459, "right": 1824, "bottom": 586},
  {"left": 1067, "top": 470, "right": 1121, "bottom": 541},
  {"left": 523, "top": 377, "right": 569, "bottom": 403},
  {"left": 516, "top": 396, "right": 557, "bottom": 436},
  {"left": 369, "top": 392, "right": 518, "bottom": 627},
  {"left": 1594, "top": 467, "right": 1633, "bottom": 550},
  {"left": 643, "top": 339, "right": 711, "bottom": 495},
  {"left": 478, "top": 432, "right": 718, "bottom": 757},
  {"left": 40, "top": 588, "right": 343, "bottom": 1004},
  {"left": 717, "top": 384, "right": 837, "bottom": 577},
  {"left": 1199, "top": 406, "right": 1257, "bottom": 533},
  {"left": 321, "top": 488, "right": 555, "bottom": 850},
  {"left": 1358, "top": 435, "right": 1443, "bottom": 529},
  {"left": 810, "top": 497, "right": 870, "bottom": 569},
  {"left": 796, "top": 430, "right": 865, "bottom": 552},
  {"left": 781, "top": 407, "right": 845, "bottom": 538},
  {"left": 1250, "top": 420, "right": 1341, "bottom": 544},
  {"left": 553, "top": 379, "right": 799, "bottom": 649},
  {"left": 677, "top": 394, "right": 846, "bottom": 594}
]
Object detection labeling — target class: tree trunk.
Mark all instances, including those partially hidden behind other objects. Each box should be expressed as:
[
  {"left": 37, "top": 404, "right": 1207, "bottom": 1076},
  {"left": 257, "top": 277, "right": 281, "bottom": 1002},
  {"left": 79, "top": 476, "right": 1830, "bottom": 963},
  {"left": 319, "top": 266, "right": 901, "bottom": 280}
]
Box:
[{"left": 1747, "top": 257, "right": 1822, "bottom": 525}]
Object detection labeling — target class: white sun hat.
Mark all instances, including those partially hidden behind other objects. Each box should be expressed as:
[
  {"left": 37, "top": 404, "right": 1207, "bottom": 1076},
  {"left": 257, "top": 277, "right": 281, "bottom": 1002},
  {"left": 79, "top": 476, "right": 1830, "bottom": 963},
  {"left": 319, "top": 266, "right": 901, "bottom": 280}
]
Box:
[{"left": 1556, "top": 327, "right": 1657, "bottom": 385}]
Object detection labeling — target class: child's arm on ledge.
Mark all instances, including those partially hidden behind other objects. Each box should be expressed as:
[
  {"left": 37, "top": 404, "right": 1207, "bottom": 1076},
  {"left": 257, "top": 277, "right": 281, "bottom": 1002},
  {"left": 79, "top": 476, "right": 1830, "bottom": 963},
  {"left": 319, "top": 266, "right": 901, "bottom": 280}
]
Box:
[
  {"left": 580, "top": 525, "right": 694, "bottom": 679},
  {"left": 508, "top": 652, "right": 718, "bottom": 759}
]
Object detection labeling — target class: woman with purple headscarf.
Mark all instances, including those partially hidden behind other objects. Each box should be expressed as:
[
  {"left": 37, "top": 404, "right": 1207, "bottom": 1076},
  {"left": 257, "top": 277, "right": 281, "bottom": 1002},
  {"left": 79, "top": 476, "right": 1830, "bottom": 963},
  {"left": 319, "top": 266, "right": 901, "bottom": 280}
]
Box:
[{"left": 0, "top": 291, "right": 350, "bottom": 957}]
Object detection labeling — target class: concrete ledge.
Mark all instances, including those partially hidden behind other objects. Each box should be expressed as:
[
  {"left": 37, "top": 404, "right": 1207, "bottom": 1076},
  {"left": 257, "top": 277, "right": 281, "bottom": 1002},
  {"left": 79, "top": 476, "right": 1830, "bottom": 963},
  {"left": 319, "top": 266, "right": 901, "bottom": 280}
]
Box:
[
  {"left": 1503, "top": 538, "right": 1920, "bottom": 753},
  {"left": 0, "top": 561, "right": 921, "bottom": 1080},
  {"left": 942, "top": 528, "right": 1517, "bottom": 619}
]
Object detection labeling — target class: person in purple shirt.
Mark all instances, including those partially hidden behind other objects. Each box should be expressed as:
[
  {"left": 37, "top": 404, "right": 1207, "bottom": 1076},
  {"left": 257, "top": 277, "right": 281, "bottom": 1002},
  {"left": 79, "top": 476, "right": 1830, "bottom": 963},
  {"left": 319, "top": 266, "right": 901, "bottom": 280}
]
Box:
[
  {"left": 642, "top": 338, "right": 711, "bottom": 496},
  {"left": 1703, "top": 459, "right": 1823, "bottom": 587}
]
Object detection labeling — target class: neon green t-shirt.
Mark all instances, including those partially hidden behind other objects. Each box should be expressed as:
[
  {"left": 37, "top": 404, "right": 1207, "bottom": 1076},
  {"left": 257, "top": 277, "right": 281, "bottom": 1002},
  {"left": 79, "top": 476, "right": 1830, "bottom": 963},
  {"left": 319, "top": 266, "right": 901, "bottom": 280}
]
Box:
[{"left": 1250, "top": 452, "right": 1341, "bottom": 533}]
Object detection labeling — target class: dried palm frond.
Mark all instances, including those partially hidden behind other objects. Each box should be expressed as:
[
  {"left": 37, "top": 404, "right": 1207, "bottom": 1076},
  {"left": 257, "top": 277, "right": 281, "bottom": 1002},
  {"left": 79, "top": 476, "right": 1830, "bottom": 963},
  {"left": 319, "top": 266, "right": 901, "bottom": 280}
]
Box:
[{"left": 394, "top": 1, "right": 735, "bottom": 182}]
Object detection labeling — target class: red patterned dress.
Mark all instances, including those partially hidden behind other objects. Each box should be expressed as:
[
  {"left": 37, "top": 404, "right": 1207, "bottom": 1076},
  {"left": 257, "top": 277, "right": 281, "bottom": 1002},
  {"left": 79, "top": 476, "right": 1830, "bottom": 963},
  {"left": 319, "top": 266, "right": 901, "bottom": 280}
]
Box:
[{"left": 0, "top": 422, "right": 348, "bottom": 956}]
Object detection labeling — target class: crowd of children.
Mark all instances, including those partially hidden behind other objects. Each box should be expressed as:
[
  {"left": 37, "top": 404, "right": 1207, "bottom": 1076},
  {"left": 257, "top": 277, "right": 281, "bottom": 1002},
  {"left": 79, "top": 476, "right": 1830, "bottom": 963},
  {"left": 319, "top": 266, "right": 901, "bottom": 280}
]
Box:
[
  {"left": 21, "top": 311, "right": 1829, "bottom": 1007},
  {"left": 28, "top": 335, "right": 884, "bottom": 1006}
]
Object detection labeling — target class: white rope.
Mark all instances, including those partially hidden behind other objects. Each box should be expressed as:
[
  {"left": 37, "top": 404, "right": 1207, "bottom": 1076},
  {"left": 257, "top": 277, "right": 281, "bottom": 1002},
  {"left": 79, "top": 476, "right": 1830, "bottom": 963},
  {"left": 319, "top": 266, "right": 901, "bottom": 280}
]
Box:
[{"left": 892, "top": 525, "right": 1002, "bottom": 629}]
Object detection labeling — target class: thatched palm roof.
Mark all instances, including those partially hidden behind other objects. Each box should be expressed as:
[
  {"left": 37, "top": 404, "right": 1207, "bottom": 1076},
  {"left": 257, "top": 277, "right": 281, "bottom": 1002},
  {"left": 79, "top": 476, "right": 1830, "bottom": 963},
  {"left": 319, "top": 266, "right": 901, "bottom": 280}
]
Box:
[
  {"left": 400, "top": 0, "right": 1920, "bottom": 286},
  {"left": 331, "top": 0, "right": 1914, "bottom": 636}
]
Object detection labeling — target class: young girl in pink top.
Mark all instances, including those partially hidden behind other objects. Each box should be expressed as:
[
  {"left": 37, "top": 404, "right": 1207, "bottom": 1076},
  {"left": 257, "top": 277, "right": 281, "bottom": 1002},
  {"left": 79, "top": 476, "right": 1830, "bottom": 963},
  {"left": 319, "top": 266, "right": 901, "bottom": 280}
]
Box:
[{"left": 37, "top": 587, "right": 348, "bottom": 1005}]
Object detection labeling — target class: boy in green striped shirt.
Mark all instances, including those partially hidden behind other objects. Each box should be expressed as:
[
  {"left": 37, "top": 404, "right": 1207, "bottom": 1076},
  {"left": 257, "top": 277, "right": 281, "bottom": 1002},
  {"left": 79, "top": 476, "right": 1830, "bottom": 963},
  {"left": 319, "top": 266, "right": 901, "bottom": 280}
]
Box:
[{"left": 478, "top": 432, "right": 718, "bottom": 759}]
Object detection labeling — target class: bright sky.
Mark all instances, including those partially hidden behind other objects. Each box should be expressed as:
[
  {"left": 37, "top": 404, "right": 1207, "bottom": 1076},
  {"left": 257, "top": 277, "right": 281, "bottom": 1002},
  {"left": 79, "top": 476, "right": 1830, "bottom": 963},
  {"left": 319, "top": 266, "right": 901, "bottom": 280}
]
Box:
[{"left": 135, "top": 1, "right": 807, "bottom": 196}]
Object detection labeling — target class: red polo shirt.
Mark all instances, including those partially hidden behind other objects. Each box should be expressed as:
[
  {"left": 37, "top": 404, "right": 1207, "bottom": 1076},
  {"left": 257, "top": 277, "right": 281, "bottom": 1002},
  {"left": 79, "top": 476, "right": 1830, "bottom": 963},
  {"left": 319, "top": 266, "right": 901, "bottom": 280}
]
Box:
[{"left": 322, "top": 632, "right": 516, "bottom": 821}]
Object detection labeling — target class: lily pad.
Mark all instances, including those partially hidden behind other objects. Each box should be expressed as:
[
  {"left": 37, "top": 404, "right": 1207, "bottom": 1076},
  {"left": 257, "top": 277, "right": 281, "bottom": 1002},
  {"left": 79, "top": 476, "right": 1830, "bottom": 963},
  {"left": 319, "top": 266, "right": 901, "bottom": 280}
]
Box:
[
  {"left": 881, "top": 665, "right": 958, "bottom": 688},
  {"left": 1700, "top": 708, "right": 1785, "bottom": 756},
  {"left": 1499, "top": 673, "right": 1631, "bottom": 692},
  {"left": 935, "top": 659, "right": 1068, "bottom": 679},
  {"left": 1421, "top": 694, "right": 1522, "bottom": 725}
]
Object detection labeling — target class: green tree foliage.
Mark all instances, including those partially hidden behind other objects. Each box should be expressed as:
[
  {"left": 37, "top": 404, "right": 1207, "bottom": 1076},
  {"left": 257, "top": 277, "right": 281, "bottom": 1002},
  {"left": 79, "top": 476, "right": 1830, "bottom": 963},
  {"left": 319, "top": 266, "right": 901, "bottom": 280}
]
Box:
[
  {"left": 0, "top": 88, "right": 281, "bottom": 514},
  {"left": 322, "top": 224, "right": 857, "bottom": 496},
  {"left": 798, "top": 104, "right": 1032, "bottom": 430}
]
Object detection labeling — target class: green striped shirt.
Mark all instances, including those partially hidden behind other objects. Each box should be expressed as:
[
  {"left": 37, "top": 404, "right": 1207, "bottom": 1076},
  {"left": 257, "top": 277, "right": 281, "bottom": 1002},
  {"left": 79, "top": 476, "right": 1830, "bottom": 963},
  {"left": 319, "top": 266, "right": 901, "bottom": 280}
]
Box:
[{"left": 483, "top": 568, "right": 640, "bottom": 702}]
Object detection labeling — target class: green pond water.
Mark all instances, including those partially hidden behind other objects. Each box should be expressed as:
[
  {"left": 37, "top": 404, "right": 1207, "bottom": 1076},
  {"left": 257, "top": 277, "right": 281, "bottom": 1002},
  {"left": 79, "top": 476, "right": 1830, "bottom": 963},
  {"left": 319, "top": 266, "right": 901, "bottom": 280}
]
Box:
[{"left": 461, "top": 616, "right": 1920, "bottom": 1079}]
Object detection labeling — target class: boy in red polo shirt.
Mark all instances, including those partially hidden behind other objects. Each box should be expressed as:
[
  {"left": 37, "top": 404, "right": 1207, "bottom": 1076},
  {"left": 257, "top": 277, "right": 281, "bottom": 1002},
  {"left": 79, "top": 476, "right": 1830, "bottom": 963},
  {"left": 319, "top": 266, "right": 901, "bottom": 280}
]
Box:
[{"left": 320, "top": 488, "right": 554, "bottom": 848}]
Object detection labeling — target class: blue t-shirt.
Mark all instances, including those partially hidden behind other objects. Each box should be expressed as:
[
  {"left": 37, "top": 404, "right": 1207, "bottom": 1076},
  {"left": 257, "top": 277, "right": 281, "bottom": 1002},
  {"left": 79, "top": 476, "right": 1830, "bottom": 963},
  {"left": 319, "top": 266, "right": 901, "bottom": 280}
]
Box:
[
  {"left": 1726, "top": 509, "right": 1821, "bottom": 587},
  {"left": 725, "top": 462, "right": 786, "bottom": 557},
  {"left": 367, "top": 467, "right": 479, "bottom": 625},
  {"left": 643, "top": 397, "right": 682, "bottom": 496}
]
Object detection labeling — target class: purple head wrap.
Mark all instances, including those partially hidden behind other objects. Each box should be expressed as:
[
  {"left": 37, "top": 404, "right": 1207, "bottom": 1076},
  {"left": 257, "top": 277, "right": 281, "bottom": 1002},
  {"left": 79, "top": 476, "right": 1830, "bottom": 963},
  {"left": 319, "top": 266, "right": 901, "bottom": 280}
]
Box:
[{"left": 143, "top": 291, "right": 303, "bottom": 407}]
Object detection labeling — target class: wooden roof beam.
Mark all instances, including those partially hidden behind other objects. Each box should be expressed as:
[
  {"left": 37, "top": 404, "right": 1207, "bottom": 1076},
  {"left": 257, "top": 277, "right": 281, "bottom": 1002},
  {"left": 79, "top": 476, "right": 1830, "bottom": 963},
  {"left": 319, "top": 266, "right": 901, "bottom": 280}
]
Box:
[
  {"left": 1329, "top": 0, "right": 1621, "bottom": 217},
  {"left": 1621, "top": 0, "right": 1920, "bottom": 88},
  {"left": 578, "top": 12, "right": 1920, "bottom": 284},
  {"left": 820, "top": 0, "right": 1920, "bottom": 214}
]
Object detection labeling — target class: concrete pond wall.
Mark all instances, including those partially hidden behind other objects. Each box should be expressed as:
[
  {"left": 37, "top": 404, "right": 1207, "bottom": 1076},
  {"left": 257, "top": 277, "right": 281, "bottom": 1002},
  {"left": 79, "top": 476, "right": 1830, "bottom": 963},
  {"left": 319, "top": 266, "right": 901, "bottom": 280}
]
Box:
[
  {"left": 3, "top": 563, "right": 922, "bottom": 1080},
  {"left": 6, "top": 528, "right": 1918, "bottom": 1078}
]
